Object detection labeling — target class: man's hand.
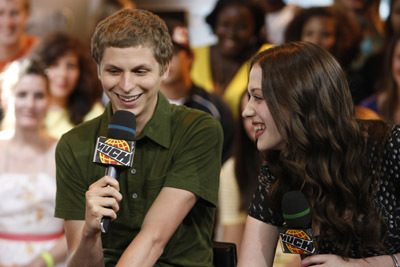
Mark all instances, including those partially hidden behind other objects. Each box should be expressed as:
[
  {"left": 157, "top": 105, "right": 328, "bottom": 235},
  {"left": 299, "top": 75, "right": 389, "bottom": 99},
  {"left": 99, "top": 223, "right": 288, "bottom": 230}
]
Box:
[{"left": 84, "top": 176, "right": 123, "bottom": 236}]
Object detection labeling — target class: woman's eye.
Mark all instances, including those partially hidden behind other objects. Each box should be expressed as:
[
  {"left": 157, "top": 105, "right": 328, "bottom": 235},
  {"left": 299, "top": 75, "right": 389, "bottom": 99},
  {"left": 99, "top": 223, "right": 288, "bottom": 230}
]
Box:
[{"left": 253, "top": 95, "right": 263, "bottom": 101}]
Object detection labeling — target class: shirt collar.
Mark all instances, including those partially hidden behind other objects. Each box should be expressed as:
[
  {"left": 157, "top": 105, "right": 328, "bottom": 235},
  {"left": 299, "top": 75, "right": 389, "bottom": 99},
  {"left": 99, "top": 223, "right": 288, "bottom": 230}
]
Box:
[{"left": 99, "top": 91, "right": 171, "bottom": 149}]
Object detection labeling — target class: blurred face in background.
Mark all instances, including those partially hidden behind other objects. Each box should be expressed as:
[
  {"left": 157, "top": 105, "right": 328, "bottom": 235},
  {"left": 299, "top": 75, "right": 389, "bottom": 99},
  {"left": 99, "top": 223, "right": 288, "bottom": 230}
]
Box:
[
  {"left": 14, "top": 74, "right": 49, "bottom": 129},
  {"left": 337, "top": 0, "right": 368, "bottom": 13},
  {"left": 215, "top": 4, "right": 256, "bottom": 58},
  {"left": 163, "top": 46, "right": 192, "bottom": 86},
  {"left": 301, "top": 16, "right": 336, "bottom": 53},
  {"left": 390, "top": 0, "right": 400, "bottom": 35},
  {"left": 0, "top": 0, "right": 28, "bottom": 46},
  {"left": 392, "top": 39, "right": 400, "bottom": 88},
  {"left": 45, "top": 51, "right": 80, "bottom": 104}
]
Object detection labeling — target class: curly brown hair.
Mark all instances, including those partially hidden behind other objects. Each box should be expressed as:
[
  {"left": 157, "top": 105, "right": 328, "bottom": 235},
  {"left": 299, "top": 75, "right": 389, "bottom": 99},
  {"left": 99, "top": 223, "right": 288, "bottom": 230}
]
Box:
[{"left": 252, "top": 42, "right": 386, "bottom": 257}]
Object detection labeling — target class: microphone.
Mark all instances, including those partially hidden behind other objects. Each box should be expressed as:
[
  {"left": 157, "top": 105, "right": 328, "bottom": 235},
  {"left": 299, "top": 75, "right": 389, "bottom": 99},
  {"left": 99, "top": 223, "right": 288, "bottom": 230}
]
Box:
[
  {"left": 278, "top": 190, "right": 317, "bottom": 258},
  {"left": 93, "top": 110, "right": 136, "bottom": 233}
]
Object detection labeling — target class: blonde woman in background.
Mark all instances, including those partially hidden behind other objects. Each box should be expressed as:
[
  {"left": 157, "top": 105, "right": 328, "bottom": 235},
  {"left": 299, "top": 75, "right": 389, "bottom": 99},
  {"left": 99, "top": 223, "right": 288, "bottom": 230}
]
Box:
[{"left": 0, "top": 59, "right": 66, "bottom": 267}]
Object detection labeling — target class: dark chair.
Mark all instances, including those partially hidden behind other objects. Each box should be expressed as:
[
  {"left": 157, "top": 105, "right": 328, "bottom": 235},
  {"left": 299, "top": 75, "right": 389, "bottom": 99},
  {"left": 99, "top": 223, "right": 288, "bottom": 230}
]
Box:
[{"left": 213, "top": 241, "right": 237, "bottom": 267}]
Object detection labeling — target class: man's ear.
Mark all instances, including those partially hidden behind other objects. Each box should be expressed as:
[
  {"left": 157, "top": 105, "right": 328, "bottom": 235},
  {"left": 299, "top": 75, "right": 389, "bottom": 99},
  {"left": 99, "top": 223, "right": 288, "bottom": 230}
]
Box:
[
  {"left": 97, "top": 64, "right": 101, "bottom": 79},
  {"left": 161, "top": 62, "right": 171, "bottom": 80}
]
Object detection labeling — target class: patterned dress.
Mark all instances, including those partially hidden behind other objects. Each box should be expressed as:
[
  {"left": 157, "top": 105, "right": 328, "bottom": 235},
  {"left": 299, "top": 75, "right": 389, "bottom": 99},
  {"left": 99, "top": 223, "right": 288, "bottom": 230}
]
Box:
[{"left": 249, "top": 124, "right": 400, "bottom": 257}]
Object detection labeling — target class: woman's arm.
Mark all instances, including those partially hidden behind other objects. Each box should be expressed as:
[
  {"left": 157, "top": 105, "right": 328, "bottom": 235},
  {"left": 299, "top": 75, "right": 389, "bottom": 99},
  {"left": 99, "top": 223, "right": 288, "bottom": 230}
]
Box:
[
  {"left": 223, "top": 223, "right": 245, "bottom": 255},
  {"left": 21, "top": 234, "right": 68, "bottom": 267},
  {"left": 238, "top": 215, "right": 279, "bottom": 267},
  {"left": 301, "top": 253, "right": 400, "bottom": 267}
]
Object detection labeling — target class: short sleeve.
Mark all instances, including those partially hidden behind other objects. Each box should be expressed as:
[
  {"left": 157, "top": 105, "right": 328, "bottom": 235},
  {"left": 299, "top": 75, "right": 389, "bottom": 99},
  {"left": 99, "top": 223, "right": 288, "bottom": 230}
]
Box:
[
  {"left": 163, "top": 112, "right": 223, "bottom": 207},
  {"left": 248, "top": 165, "right": 284, "bottom": 226}
]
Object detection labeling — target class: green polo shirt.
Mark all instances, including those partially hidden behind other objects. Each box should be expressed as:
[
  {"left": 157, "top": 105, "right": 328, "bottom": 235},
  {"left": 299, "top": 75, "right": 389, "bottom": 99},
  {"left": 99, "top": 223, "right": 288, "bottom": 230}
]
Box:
[{"left": 55, "top": 92, "right": 223, "bottom": 267}]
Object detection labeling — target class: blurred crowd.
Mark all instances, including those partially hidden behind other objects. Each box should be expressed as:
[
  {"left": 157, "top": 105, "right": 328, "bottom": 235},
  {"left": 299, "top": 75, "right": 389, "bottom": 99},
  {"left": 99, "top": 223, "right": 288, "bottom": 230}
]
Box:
[{"left": 0, "top": 0, "right": 397, "bottom": 266}]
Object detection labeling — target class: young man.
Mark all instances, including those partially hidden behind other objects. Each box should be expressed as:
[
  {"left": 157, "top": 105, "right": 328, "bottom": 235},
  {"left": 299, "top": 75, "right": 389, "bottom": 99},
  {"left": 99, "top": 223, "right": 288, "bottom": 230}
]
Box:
[
  {"left": 160, "top": 19, "right": 234, "bottom": 165},
  {"left": 55, "top": 8, "right": 223, "bottom": 267}
]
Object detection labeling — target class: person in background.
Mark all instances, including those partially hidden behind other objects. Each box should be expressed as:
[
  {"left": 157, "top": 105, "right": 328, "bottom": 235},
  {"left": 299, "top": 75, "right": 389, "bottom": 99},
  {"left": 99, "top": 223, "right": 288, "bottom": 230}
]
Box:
[
  {"left": 333, "top": 0, "right": 384, "bottom": 69},
  {"left": 29, "top": 32, "right": 103, "bottom": 138},
  {"left": 55, "top": 8, "right": 222, "bottom": 266},
  {"left": 0, "top": 0, "right": 38, "bottom": 73},
  {"left": 360, "top": 34, "right": 400, "bottom": 124},
  {"left": 190, "top": 0, "right": 272, "bottom": 117},
  {"left": 238, "top": 41, "right": 400, "bottom": 266},
  {"left": 284, "top": 6, "right": 369, "bottom": 104},
  {"left": 250, "top": 0, "right": 302, "bottom": 45},
  {"left": 362, "top": 0, "right": 400, "bottom": 101},
  {"left": 0, "top": 58, "right": 66, "bottom": 267},
  {"left": 160, "top": 19, "right": 234, "bottom": 165},
  {"left": 217, "top": 90, "right": 300, "bottom": 267},
  {"left": 217, "top": 91, "right": 260, "bottom": 250}
]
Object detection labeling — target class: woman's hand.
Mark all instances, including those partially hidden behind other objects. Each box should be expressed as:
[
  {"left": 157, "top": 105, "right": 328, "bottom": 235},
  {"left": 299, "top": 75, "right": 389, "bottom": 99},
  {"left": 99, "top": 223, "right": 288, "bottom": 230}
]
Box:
[{"left": 301, "top": 254, "right": 363, "bottom": 267}]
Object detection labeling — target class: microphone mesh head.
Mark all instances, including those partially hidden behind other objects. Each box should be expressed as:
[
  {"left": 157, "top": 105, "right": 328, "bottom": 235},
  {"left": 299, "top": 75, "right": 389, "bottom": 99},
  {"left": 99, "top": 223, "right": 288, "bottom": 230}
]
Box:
[
  {"left": 107, "top": 110, "right": 136, "bottom": 140},
  {"left": 282, "top": 190, "right": 312, "bottom": 228}
]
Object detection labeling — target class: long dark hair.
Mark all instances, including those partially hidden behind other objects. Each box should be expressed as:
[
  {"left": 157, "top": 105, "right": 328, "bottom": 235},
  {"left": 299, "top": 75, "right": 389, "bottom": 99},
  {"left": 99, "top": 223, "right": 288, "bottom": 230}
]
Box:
[
  {"left": 234, "top": 91, "right": 261, "bottom": 211},
  {"left": 31, "top": 32, "right": 102, "bottom": 125},
  {"left": 252, "top": 42, "right": 386, "bottom": 257}
]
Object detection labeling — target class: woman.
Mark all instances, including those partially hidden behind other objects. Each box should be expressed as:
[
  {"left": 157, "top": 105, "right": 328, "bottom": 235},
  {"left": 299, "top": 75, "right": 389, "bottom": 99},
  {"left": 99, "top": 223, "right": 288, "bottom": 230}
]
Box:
[
  {"left": 218, "top": 91, "right": 300, "bottom": 266},
  {"left": 334, "top": 0, "right": 384, "bottom": 67},
  {"left": 190, "top": 0, "right": 272, "bottom": 116},
  {"left": 30, "top": 32, "right": 103, "bottom": 138},
  {"left": 361, "top": 34, "right": 400, "bottom": 124},
  {"left": 0, "top": 59, "right": 66, "bottom": 266},
  {"left": 284, "top": 6, "right": 374, "bottom": 105},
  {"left": 238, "top": 42, "right": 400, "bottom": 266},
  {"left": 218, "top": 91, "right": 261, "bottom": 248},
  {"left": 362, "top": 0, "right": 400, "bottom": 106}
]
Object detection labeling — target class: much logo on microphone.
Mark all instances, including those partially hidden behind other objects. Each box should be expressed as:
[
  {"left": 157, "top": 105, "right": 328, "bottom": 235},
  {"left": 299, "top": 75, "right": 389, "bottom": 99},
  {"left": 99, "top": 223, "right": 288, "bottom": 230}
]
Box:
[
  {"left": 279, "top": 228, "right": 316, "bottom": 255},
  {"left": 93, "top": 137, "right": 135, "bottom": 167}
]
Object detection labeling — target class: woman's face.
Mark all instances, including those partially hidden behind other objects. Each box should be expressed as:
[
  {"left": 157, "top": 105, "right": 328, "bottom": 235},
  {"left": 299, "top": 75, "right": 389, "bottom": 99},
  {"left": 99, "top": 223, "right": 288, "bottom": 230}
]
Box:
[
  {"left": 390, "top": 0, "right": 400, "bottom": 35},
  {"left": 14, "top": 74, "right": 49, "bottom": 129},
  {"left": 301, "top": 16, "right": 336, "bottom": 53},
  {"left": 241, "top": 93, "right": 256, "bottom": 142},
  {"left": 242, "top": 64, "right": 285, "bottom": 151},
  {"left": 392, "top": 40, "right": 400, "bottom": 87},
  {"left": 45, "top": 51, "right": 80, "bottom": 102},
  {"left": 215, "top": 4, "right": 256, "bottom": 58}
]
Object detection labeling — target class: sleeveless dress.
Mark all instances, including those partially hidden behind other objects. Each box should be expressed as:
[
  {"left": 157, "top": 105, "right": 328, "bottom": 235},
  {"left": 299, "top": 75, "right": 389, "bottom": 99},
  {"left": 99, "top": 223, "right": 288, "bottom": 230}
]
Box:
[{"left": 0, "top": 141, "right": 65, "bottom": 266}]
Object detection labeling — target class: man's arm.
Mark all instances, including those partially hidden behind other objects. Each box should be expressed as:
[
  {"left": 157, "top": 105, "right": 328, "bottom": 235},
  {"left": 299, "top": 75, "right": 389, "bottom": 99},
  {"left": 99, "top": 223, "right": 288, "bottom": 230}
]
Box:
[
  {"left": 116, "top": 187, "right": 198, "bottom": 267},
  {"left": 64, "top": 220, "right": 103, "bottom": 267},
  {"left": 64, "top": 176, "right": 122, "bottom": 267}
]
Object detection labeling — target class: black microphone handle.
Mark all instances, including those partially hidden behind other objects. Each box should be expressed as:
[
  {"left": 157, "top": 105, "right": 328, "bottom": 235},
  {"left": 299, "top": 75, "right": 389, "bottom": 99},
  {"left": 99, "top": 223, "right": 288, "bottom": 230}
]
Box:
[{"left": 100, "top": 166, "right": 120, "bottom": 233}]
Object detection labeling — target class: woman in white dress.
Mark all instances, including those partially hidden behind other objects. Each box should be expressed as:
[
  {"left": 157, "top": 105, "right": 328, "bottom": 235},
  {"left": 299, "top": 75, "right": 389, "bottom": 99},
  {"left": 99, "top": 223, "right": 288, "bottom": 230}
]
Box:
[{"left": 0, "top": 59, "right": 67, "bottom": 267}]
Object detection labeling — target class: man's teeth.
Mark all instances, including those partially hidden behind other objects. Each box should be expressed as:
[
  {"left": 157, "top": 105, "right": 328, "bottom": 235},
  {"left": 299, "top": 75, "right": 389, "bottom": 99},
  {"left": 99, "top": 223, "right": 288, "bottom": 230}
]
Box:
[
  {"left": 119, "top": 95, "right": 140, "bottom": 101},
  {"left": 254, "top": 125, "right": 265, "bottom": 132}
]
